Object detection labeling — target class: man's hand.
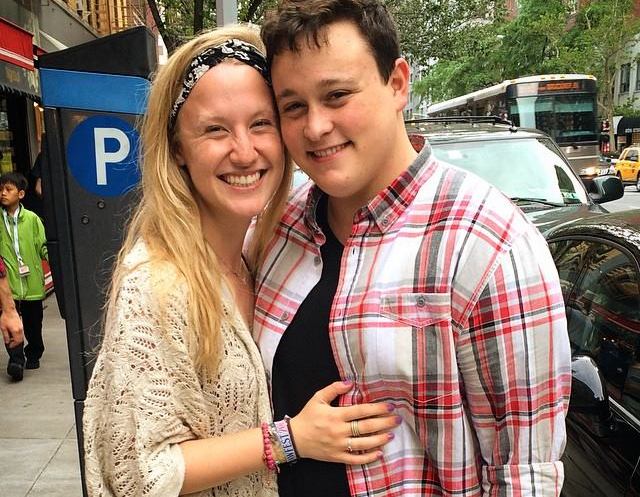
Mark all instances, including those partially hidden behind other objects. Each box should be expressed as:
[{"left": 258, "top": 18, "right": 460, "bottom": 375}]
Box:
[{"left": 1, "top": 308, "right": 23, "bottom": 348}]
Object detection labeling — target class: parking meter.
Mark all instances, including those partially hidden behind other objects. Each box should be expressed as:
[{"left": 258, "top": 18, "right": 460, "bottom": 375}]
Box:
[{"left": 38, "top": 26, "right": 156, "bottom": 494}]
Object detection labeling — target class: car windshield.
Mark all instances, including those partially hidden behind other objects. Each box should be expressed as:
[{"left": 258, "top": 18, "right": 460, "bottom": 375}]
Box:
[{"left": 429, "top": 136, "right": 589, "bottom": 205}]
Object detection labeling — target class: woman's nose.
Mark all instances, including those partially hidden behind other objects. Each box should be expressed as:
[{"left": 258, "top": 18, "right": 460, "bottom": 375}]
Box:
[{"left": 229, "top": 133, "right": 259, "bottom": 165}]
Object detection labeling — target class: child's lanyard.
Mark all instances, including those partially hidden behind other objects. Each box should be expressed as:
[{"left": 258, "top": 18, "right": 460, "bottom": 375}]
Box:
[{"left": 2, "top": 206, "right": 24, "bottom": 266}]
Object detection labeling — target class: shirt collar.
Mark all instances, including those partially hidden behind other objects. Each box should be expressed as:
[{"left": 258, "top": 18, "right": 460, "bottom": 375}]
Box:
[
  {"left": 3, "top": 204, "right": 22, "bottom": 221},
  {"left": 365, "top": 143, "right": 435, "bottom": 232},
  {"left": 302, "top": 185, "right": 326, "bottom": 240}
]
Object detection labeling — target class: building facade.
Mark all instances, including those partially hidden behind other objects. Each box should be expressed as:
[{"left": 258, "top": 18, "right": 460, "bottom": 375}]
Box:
[
  {"left": 608, "top": 0, "right": 640, "bottom": 150},
  {"left": 613, "top": 38, "right": 640, "bottom": 149},
  {"left": 0, "top": 0, "right": 157, "bottom": 187}
]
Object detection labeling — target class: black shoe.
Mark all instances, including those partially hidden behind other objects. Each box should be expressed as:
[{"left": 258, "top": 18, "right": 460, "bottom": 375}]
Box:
[
  {"left": 7, "top": 362, "right": 24, "bottom": 381},
  {"left": 25, "top": 359, "right": 40, "bottom": 370}
]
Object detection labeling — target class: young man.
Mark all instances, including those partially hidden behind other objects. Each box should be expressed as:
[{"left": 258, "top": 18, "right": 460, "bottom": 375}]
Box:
[
  {"left": 254, "top": 1, "right": 571, "bottom": 496},
  {"left": 0, "top": 172, "right": 48, "bottom": 381}
]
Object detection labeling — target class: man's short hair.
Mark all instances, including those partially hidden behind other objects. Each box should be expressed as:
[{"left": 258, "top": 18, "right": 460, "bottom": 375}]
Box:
[
  {"left": 261, "top": 0, "right": 401, "bottom": 83},
  {"left": 0, "top": 172, "right": 28, "bottom": 192}
]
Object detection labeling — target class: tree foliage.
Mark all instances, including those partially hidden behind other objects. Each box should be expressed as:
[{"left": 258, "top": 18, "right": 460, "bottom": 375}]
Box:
[
  {"left": 147, "top": 0, "right": 278, "bottom": 53},
  {"left": 386, "top": 0, "right": 506, "bottom": 66},
  {"left": 149, "top": 0, "right": 507, "bottom": 61},
  {"left": 416, "top": 0, "right": 640, "bottom": 124}
]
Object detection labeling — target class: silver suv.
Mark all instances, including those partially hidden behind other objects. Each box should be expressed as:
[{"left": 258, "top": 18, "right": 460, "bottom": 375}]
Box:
[{"left": 406, "top": 117, "right": 624, "bottom": 235}]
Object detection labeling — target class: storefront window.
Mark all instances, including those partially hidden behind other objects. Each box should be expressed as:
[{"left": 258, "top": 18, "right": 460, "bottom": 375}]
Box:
[
  {"left": 0, "top": 97, "right": 15, "bottom": 173},
  {"left": 620, "top": 64, "right": 631, "bottom": 94}
]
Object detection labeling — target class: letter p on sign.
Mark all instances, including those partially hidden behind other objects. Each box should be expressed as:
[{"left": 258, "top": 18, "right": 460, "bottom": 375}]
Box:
[
  {"left": 66, "top": 115, "right": 140, "bottom": 197},
  {"left": 94, "top": 128, "right": 130, "bottom": 185}
]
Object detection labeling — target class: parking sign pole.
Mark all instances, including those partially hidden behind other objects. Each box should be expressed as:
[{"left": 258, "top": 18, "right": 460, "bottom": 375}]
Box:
[
  {"left": 217, "top": 0, "right": 238, "bottom": 26},
  {"left": 38, "top": 27, "right": 157, "bottom": 497}
]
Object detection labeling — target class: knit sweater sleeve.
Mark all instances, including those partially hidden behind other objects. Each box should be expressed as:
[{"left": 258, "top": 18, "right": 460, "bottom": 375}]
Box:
[{"left": 83, "top": 252, "right": 197, "bottom": 497}]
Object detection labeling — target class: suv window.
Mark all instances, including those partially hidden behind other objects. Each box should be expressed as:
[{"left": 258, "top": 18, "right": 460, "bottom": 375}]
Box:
[
  {"left": 550, "top": 239, "right": 640, "bottom": 416},
  {"left": 429, "top": 136, "right": 588, "bottom": 205}
]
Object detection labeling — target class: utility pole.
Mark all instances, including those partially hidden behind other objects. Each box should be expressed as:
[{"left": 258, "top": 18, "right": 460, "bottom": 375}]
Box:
[{"left": 217, "top": 0, "right": 238, "bottom": 26}]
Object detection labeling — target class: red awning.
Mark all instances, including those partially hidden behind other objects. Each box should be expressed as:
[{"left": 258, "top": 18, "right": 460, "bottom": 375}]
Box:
[{"left": 0, "top": 18, "right": 34, "bottom": 71}]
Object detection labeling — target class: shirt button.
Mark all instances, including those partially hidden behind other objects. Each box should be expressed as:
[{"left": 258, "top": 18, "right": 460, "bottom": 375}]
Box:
[
  {"left": 381, "top": 217, "right": 389, "bottom": 226},
  {"left": 314, "top": 256, "right": 321, "bottom": 266},
  {"left": 416, "top": 296, "right": 426, "bottom": 307},
  {"left": 281, "top": 312, "right": 289, "bottom": 321}
]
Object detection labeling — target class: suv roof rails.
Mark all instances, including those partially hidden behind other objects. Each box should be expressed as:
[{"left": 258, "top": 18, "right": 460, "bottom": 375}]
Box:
[{"left": 405, "top": 115, "right": 515, "bottom": 128}]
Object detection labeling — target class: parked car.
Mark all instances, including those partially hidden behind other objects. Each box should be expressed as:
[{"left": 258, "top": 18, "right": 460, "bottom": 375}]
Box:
[
  {"left": 405, "top": 117, "right": 624, "bottom": 236},
  {"left": 615, "top": 146, "right": 640, "bottom": 191},
  {"left": 545, "top": 210, "right": 640, "bottom": 497}
]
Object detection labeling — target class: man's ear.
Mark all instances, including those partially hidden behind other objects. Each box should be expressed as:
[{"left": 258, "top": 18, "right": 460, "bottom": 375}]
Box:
[
  {"left": 18, "top": 190, "right": 25, "bottom": 200},
  {"left": 388, "top": 58, "right": 411, "bottom": 112}
]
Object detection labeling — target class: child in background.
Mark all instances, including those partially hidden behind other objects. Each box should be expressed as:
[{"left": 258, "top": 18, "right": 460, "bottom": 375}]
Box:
[{"left": 0, "top": 172, "right": 47, "bottom": 380}]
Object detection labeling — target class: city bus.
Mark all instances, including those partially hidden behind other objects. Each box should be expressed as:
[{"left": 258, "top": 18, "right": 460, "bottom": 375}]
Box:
[{"left": 426, "top": 74, "right": 605, "bottom": 179}]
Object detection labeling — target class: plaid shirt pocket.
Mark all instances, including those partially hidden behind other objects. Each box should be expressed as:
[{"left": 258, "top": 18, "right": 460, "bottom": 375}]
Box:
[{"left": 379, "top": 292, "right": 451, "bottom": 328}]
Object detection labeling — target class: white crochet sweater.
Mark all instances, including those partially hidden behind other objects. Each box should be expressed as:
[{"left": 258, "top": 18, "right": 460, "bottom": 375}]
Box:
[{"left": 83, "top": 242, "right": 276, "bottom": 497}]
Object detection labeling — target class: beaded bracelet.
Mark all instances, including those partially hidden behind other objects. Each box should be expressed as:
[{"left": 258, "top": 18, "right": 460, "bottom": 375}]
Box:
[{"left": 261, "top": 422, "right": 277, "bottom": 472}]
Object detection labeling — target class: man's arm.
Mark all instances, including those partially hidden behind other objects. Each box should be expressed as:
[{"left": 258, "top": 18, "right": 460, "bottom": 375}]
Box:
[
  {"left": 0, "top": 259, "right": 23, "bottom": 348},
  {"left": 457, "top": 230, "right": 571, "bottom": 496}
]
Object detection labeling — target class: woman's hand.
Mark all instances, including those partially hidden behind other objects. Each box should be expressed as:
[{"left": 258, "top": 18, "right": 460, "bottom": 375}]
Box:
[{"left": 288, "top": 380, "right": 401, "bottom": 465}]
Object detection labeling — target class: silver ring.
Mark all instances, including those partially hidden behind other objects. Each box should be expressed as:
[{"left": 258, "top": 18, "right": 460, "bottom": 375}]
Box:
[
  {"left": 350, "top": 419, "right": 361, "bottom": 438},
  {"left": 347, "top": 438, "right": 353, "bottom": 453}
]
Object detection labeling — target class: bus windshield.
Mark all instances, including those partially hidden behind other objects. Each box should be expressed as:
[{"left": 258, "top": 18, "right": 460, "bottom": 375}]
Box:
[{"left": 508, "top": 94, "right": 597, "bottom": 144}]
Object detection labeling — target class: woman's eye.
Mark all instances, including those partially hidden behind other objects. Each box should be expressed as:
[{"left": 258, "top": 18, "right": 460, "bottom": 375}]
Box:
[{"left": 206, "top": 125, "right": 226, "bottom": 134}]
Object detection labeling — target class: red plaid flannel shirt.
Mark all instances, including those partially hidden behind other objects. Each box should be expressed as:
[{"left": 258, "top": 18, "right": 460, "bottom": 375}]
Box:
[{"left": 254, "top": 149, "right": 571, "bottom": 496}]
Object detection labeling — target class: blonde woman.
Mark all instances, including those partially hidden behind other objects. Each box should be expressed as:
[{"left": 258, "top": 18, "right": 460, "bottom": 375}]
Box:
[{"left": 82, "top": 25, "right": 398, "bottom": 497}]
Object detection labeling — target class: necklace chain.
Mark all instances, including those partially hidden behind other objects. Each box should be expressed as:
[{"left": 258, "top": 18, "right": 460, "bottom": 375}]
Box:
[{"left": 220, "top": 257, "right": 251, "bottom": 287}]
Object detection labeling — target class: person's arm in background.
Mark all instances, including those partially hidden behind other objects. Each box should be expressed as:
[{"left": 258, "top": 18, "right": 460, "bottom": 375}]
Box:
[
  {"left": 0, "top": 258, "right": 23, "bottom": 348},
  {"left": 32, "top": 151, "right": 43, "bottom": 198},
  {"left": 34, "top": 177, "right": 42, "bottom": 198}
]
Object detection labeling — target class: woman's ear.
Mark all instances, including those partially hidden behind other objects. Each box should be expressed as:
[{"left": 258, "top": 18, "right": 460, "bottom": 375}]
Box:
[{"left": 174, "top": 146, "right": 185, "bottom": 167}]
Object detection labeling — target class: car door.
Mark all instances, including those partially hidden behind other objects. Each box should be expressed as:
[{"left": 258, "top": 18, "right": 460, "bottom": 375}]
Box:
[
  {"left": 628, "top": 149, "right": 640, "bottom": 183},
  {"left": 549, "top": 237, "right": 640, "bottom": 497},
  {"left": 617, "top": 149, "right": 631, "bottom": 182},
  {"left": 622, "top": 149, "right": 640, "bottom": 182}
]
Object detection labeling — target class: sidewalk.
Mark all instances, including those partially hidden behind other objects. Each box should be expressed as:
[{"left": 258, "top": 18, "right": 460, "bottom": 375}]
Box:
[{"left": 0, "top": 294, "right": 83, "bottom": 497}]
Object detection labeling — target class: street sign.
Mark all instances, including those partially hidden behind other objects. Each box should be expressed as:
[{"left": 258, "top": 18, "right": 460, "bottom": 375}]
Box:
[{"left": 66, "top": 115, "right": 140, "bottom": 196}]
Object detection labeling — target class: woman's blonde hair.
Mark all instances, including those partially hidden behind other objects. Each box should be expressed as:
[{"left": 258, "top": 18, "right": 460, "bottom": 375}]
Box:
[{"left": 107, "top": 24, "right": 292, "bottom": 373}]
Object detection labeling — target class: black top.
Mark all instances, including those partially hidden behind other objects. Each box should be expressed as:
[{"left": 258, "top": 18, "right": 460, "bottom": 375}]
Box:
[{"left": 271, "top": 195, "right": 350, "bottom": 497}]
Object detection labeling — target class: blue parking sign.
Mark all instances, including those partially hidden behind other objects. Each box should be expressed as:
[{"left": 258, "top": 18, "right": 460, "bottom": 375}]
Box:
[{"left": 66, "top": 115, "right": 140, "bottom": 197}]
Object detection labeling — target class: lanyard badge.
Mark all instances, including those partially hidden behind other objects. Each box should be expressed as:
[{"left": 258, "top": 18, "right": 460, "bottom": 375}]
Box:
[{"left": 3, "top": 207, "right": 29, "bottom": 277}]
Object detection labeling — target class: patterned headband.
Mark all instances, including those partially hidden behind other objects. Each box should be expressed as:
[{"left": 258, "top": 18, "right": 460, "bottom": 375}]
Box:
[{"left": 169, "top": 38, "right": 271, "bottom": 130}]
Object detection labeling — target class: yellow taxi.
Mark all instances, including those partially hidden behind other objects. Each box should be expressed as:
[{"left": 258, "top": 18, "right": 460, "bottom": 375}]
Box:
[{"left": 616, "top": 146, "right": 640, "bottom": 191}]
